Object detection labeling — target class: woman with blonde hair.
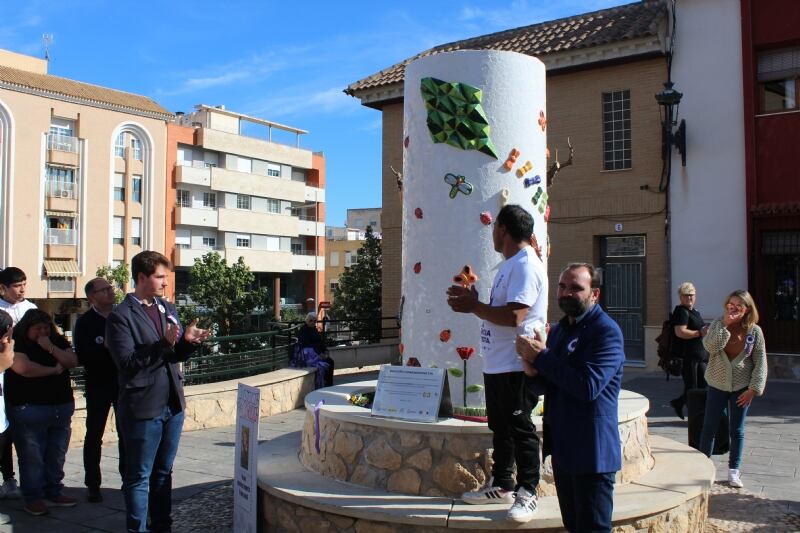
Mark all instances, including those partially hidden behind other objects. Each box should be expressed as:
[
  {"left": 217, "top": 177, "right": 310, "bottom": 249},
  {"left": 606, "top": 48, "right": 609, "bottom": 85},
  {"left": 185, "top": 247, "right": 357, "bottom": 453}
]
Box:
[
  {"left": 700, "top": 290, "right": 767, "bottom": 489},
  {"left": 669, "top": 282, "right": 708, "bottom": 419}
]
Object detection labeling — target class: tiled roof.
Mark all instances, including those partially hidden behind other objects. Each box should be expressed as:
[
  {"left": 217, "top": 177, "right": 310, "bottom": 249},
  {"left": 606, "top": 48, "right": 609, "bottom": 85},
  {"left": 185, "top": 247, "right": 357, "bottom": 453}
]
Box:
[
  {"left": 0, "top": 64, "right": 172, "bottom": 119},
  {"left": 346, "top": 0, "right": 666, "bottom": 96}
]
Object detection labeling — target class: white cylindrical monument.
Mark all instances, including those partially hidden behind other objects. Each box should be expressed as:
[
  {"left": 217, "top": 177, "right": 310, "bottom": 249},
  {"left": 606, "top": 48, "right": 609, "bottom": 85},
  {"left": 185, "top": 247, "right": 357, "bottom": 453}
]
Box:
[{"left": 401, "top": 50, "right": 548, "bottom": 409}]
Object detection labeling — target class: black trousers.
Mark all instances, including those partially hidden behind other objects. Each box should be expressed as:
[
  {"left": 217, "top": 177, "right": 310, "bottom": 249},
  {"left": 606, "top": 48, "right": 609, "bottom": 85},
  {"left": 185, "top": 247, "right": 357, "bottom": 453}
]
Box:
[
  {"left": 83, "top": 384, "right": 125, "bottom": 489},
  {"left": 0, "top": 427, "right": 13, "bottom": 480},
  {"left": 674, "top": 358, "right": 707, "bottom": 407},
  {"left": 484, "top": 372, "right": 541, "bottom": 492},
  {"left": 553, "top": 469, "right": 615, "bottom": 533}
]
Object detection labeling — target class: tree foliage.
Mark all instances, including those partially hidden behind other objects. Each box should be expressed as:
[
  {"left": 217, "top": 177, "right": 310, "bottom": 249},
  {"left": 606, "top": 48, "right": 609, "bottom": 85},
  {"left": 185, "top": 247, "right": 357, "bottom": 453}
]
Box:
[
  {"left": 96, "top": 263, "right": 130, "bottom": 304},
  {"left": 185, "top": 252, "right": 268, "bottom": 337},
  {"left": 331, "top": 226, "right": 382, "bottom": 342}
]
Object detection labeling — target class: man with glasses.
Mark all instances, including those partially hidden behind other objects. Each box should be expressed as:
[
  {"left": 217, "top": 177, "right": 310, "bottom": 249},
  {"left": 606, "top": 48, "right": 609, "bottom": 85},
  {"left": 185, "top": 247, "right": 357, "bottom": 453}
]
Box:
[{"left": 74, "top": 277, "right": 124, "bottom": 503}]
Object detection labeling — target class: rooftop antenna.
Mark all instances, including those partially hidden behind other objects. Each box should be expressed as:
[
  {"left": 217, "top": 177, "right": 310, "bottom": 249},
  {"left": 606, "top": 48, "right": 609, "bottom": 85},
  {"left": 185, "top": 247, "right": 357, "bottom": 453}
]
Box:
[{"left": 42, "top": 34, "right": 53, "bottom": 61}]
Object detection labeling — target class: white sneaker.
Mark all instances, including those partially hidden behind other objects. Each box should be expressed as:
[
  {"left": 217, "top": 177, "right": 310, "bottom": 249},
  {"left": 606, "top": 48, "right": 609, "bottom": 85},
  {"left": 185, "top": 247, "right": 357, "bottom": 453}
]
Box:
[
  {"left": 0, "top": 478, "right": 20, "bottom": 499},
  {"left": 728, "top": 469, "right": 744, "bottom": 488},
  {"left": 461, "top": 477, "right": 514, "bottom": 505},
  {"left": 507, "top": 486, "right": 538, "bottom": 522}
]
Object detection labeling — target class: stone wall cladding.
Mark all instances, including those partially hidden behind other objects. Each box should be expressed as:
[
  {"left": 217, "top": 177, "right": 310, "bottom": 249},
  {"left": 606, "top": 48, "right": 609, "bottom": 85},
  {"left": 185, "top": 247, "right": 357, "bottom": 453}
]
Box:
[
  {"left": 68, "top": 369, "right": 315, "bottom": 448},
  {"left": 261, "top": 490, "right": 708, "bottom": 533},
  {"left": 299, "top": 410, "right": 653, "bottom": 498}
]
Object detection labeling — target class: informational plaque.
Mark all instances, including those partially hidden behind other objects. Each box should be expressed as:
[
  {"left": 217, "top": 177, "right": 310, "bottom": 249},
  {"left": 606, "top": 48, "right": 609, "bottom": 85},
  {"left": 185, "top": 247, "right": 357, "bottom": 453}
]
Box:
[
  {"left": 371, "top": 365, "right": 445, "bottom": 423},
  {"left": 233, "top": 383, "right": 260, "bottom": 533}
]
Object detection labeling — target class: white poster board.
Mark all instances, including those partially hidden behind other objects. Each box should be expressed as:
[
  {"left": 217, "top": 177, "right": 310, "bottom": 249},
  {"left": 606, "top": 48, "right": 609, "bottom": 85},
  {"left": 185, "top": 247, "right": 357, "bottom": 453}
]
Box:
[
  {"left": 371, "top": 365, "right": 445, "bottom": 423},
  {"left": 233, "top": 383, "right": 260, "bottom": 533}
]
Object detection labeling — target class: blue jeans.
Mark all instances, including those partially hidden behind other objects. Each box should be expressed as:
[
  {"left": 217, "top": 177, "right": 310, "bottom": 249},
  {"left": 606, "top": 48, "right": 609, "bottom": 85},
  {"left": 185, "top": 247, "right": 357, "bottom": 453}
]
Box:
[
  {"left": 8, "top": 403, "right": 74, "bottom": 503},
  {"left": 553, "top": 469, "right": 615, "bottom": 533},
  {"left": 699, "top": 385, "right": 750, "bottom": 469},
  {"left": 119, "top": 406, "right": 184, "bottom": 533}
]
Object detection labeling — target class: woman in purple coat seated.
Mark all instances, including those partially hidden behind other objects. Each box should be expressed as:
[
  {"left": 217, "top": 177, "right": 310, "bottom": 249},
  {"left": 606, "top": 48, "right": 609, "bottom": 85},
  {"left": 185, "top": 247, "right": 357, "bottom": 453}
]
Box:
[{"left": 292, "top": 313, "right": 334, "bottom": 388}]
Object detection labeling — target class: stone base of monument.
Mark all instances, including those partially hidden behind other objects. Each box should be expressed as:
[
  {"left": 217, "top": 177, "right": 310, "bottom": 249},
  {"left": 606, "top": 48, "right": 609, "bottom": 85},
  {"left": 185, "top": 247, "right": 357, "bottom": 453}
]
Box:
[{"left": 257, "top": 381, "right": 714, "bottom": 531}]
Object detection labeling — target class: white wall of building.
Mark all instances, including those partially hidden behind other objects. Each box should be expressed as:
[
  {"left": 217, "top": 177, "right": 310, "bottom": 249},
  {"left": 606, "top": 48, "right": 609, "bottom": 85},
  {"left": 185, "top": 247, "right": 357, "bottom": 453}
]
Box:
[{"left": 670, "top": 0, "right": 747, "bottom": 318}]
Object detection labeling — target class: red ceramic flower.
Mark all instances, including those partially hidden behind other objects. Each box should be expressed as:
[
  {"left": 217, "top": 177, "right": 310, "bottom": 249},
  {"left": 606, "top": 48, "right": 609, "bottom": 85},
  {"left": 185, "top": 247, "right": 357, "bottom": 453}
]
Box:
[
  {"left": 538, "top": 110, "right": 547, "bottom": 132},
  {"left": 414, "top": 207, "right": 423, "bottom": 219},
  {"left": 453, "top": 265, "right": 478, "bottom": 288},
  {"left": 406, "top": 357, "right": 421, "bottom": 367},
  {"left": 439, "top": 329, "right": 451, "bottom": 342},
  {"left": 480, "top": 211, "right": 493, "bottom": 225},
  {"left": 413, "top": 262, "right": 421, "bottom": 274},
  {"left": 456, "top": 346, "right": 475, "bottom": 361},
  {"left": 404, "top": 136, "right": 410, "bottom": 148}
]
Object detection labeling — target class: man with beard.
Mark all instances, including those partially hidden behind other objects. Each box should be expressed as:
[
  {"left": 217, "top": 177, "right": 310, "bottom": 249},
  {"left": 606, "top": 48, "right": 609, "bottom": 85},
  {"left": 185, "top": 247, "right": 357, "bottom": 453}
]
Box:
[
  {"left": 447, "top": 204, "right": 546, "bottom": 523},
  {"left": 516, "top": 263, "right": 624, "bottom": 533}
]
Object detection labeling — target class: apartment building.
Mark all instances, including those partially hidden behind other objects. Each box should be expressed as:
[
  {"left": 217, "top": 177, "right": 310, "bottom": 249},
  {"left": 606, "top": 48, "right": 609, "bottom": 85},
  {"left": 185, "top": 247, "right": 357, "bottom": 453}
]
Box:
[
  {"left": 0, "top": 48, "right": 170, "bottom": 329},
  {"left": 346, "top": 1, "right": 672, "bottom": 366},
  {"left": 324, "top": 208, "right": 382, "bottom": 304},
  {"left": 166, "top": 105, "right": 325, "bottom": 317}
]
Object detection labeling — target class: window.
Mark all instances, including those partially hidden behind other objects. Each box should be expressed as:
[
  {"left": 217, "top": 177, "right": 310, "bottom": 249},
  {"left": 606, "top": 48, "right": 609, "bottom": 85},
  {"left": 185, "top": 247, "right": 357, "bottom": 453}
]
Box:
[
  {"left": 177, "top": 145, "right": 193, "bottom": 167},
  {"left": 202, "top": 192, "right": 216, "bottom": 208},
  {"left": 176, "top": 189, "right": 191, "bottom": 207},
  {"left": 236, "top": 234, "right": 251, "bottom": 248},
  {"left": 175, "top": 228, "right": 191, "bottom": 249},
  {"left": 266, "top": 198, "right": 281, "bottom": 213},
  {"left": 49, "top": 118, "right": 76, "bottom": 152},
  {"left": 132, "top": 175, "right": 142, "bottom": 203},
  {"left": 291, "top": 242, "right": 303, "bottom": 254},
  {"left": 758, "top": 48, "right": 800, "bottom": 113},
  {"left": 49, "top": 118, "right": 74, "bottom": 137},
  {"left": 131, "top": 218, "right": 142, "bottom": 246},
  {"left": 345, "top": 251, "right": 358, "bottom": 267},
  {"left": 113, "top": 217, "right": 124, "bottom": 245},
  {"left": 236, "top": 194, "right": 251, "bottom": 210},
  {"left": 202, "top": 235, "right": 216, "bottom": 248},
  {"left": 46, "top": 166, "right": 75, "bottom": 198},
  {"left": 267, "top": 164, "right": 281, "bottom": 177},
  {"left": 330, "top": 281, "right": 339, "bottom": 294},
  {"left": 369, "top": 220, "right": 378, "bottom": 228},
  {"left": 203, "top": 151, "right": 219, "bottom": 168},
  {"left": 113, "top": 172, "right": 125, "bottom": 202},
  {"left": 330, "top": 252, "right": 339, "bottom": 267},
  {"left": 236, "top": 156, "right": 252, "bottom": 173},
  {"left": 266, "top": 236, "right": 280, "bottom": 251},
  {"left": 114, "top": 132, "right": 125, "bottom": 157},
  {"left": 131, "top": 138, "right": 142, "bottom": 160},
  {"left": 602, "top": 90, "right": 631, "bottom": 170}
]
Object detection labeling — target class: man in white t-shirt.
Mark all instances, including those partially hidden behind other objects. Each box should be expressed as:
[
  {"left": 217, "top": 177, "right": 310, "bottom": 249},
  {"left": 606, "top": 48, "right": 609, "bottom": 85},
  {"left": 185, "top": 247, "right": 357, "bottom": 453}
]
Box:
[
  {"left": 446, "top": 204, "right": 547, "bottom": 523},
  {"left": 0, "top": 267, "right": 36, "bottom": 501}
]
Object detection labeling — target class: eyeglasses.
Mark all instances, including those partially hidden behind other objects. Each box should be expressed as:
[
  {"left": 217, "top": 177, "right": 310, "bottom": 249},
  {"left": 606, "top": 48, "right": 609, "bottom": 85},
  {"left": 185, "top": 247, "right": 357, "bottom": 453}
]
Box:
[{"left": 93, "top": 286, "right": 115, "bottom": 294}]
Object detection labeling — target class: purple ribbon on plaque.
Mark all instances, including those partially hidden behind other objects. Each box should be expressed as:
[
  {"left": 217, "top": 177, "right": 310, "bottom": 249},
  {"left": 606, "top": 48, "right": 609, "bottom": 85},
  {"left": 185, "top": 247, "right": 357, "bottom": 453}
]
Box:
[{"left": 314, "top": 400, "right": 325, "bottom": 454}]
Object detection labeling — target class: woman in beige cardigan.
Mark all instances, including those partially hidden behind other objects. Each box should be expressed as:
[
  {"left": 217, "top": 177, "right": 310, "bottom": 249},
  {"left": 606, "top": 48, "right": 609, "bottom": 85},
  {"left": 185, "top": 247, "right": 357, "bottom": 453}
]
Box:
[{"left": 700, "top": 290, "right": 767, "bottom": 489}]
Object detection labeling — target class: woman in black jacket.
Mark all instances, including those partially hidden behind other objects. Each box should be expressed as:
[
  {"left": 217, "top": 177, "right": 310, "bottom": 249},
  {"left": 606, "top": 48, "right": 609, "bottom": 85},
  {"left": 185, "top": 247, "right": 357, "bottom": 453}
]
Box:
[{"left": 669, "top": 282, "right": 709, "bottom": 419}]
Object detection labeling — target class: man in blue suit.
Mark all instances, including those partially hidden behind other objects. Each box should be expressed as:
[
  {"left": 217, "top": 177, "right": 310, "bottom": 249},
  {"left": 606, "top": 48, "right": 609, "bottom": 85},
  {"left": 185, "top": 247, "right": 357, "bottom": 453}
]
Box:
[
  {"left": 516, "top": 263, "right": 624, "bottom": 533},
  {"left": 106, "top": 251, "right": 210, "bottom": 532}
]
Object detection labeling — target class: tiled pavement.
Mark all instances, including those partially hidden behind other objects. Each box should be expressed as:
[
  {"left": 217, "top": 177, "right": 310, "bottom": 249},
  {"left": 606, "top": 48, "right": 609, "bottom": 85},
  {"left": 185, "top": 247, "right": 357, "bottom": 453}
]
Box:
[{"left": 0, "top": 370, "right": 796, "bottom": 532}]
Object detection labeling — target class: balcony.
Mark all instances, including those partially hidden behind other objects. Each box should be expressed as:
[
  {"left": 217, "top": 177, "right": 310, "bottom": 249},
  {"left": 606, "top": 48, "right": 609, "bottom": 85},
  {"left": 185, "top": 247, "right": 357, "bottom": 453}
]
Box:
[
  {"left": 176, "top": 164, "right": 211, "bottom": 186},
  {"left": 304, "top": 186, "right": 325, "bottom": 203},
  {"left": 210, "top": 166, "right": 305, "bottom": 202},
  {"left": 45, "top": 180, "right": 79, "bottom": 211},
  {"left": 217, "top": 209, "right": 298, "bottom": 236},
  {"left": 46, "top": 228, "right": 77, "bottom": 246},
  {"left": 297, "top": 218, "right": 324, "bottom": 237},
  {"left": 174, "top": 246, "right": 223, "bottom": 268},
  {"left": 47, "top": 134, "right": 80, "bottom": 167},
  {"left": 291, "top": 250, "right": 324, "bottom": 271},
  {"left": 199, "top": 128, "right": 312, "bottom": 169},
  {"left": 175, "top": 207, "right": 218, "bottom": 227},
  {"left": 47, "top": 277, "right": 75, "bottom": 295},
  {"left": 224, "top": 248, "right": 293, "bottom": 273}
]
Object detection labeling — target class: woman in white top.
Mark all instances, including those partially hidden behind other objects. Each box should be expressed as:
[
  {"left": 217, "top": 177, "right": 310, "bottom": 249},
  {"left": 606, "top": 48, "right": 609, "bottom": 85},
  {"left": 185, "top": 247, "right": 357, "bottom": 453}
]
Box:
[{"left": 700, "top": 290, "right": 767, "bottom": 489}]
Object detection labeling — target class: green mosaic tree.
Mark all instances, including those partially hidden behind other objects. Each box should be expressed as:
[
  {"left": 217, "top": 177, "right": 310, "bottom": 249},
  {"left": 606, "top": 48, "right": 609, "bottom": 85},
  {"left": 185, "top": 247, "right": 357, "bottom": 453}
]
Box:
[{"left": 420, "top": 77, "right": 498, "bottom": 159}]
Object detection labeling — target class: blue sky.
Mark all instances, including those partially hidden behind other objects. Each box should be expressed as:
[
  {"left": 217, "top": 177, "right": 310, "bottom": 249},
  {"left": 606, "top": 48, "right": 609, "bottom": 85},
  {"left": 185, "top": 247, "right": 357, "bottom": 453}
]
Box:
[{"left": 1, "top": 0, "right": 630, "bottom": 227}]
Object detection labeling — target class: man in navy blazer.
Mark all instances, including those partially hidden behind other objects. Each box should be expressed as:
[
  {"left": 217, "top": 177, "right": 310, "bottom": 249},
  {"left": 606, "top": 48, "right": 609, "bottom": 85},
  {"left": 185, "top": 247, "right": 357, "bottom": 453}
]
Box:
[
  {"left": 106, "top": 251, "right": 210, "bottom": 533},
  {"left": 517, "top": 263, "right": 624, "bottom": 533}
]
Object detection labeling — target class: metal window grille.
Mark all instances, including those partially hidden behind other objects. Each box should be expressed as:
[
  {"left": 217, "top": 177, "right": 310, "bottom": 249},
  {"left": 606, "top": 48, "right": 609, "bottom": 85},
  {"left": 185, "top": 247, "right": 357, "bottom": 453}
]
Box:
[{"left": 602, "top": 90, "right": 632, "bottom": 170}]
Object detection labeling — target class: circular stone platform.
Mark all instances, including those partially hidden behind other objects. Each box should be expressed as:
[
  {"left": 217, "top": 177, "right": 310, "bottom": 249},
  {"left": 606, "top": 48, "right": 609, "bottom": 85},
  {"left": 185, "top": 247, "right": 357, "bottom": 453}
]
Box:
[{"left": 299, "top": 381, "right": 653, "bottom": 497}]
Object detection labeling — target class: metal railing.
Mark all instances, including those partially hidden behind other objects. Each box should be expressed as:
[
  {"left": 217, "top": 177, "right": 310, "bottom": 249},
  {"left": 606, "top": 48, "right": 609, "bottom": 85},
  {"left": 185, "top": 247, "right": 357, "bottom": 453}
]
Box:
[
  {"left": 286, "top": 316, "right": 400, "bottom": 347},
  {"left": 46, "top": 228, "right": 77, "bottom": 245},
  {"left": 48, "top": 277, "right": 75, "bottom": 293},
  {"left": 47, "top": 133, "right": 79, "bottom": 153},
  {"left": 46, "top": 180, "right": 76, "bottom": 199}
]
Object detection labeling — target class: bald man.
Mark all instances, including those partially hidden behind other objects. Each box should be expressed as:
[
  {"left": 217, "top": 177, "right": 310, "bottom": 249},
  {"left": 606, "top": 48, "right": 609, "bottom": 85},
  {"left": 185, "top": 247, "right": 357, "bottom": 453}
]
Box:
[{"left": 74, "top": 277, "right": 124, "bottom": 502}]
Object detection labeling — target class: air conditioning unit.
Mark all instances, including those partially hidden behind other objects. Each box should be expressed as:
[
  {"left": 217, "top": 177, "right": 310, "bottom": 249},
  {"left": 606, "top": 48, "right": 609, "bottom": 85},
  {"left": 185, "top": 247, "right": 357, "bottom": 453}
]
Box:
[{"left": 60, "top": 190, "right": 70, "bottom": 198}]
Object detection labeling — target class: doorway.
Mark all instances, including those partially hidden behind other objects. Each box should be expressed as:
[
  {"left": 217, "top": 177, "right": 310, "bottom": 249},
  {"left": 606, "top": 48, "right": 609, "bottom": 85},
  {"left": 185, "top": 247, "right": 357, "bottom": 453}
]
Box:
[{"left": 600, "top": 235, "right": 646, "bottom": 363}]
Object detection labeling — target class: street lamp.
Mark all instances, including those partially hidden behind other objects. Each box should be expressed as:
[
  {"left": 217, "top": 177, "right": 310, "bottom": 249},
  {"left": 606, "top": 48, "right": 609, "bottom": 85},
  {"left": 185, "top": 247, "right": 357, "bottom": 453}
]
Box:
[{"left": 655, "top": 81, "right": 687, "bottom": 167}]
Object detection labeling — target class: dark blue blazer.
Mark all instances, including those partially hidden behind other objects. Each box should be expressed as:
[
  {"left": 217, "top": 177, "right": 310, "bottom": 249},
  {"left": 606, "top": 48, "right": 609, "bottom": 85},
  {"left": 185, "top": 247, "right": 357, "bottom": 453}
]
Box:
[
  {"left": 533, "top": 303, "right": 625, "bottom": 474},
  {"left": 106, "top": 294, "right": 196, "bottom": 420}
]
